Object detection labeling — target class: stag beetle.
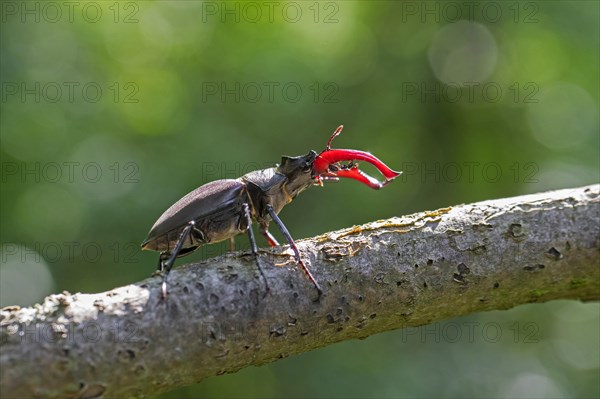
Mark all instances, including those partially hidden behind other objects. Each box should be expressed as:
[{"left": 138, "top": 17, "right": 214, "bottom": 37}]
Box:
[{"left": 141, "top": 125, "right": 401, "bottom": 299}]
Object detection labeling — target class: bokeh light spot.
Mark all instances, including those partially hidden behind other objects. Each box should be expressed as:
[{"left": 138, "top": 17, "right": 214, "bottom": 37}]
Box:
[
  {"left": 503, "top": 373, "right": 566, "bottom": 398},
  {"left": 15, "top": 185, "right": 85, "bottom": 242},
  {"left": 0, "top": 244, "right": 54, "bottom": 307},
  {"left": 68, "top": 135, "right": 141, "bottom": 201},
  {"left": 428, "top": 21, "right": 498, "bottom": 85},
  {"left": 527, "top": 83, "right": 598, "bottom": 150},
  {"left": 118, "top": 69, "right": 184, "bottom": 135}
]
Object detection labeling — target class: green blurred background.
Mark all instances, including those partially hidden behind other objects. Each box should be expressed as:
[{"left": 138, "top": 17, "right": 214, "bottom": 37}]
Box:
[{"left": 1, "top": 1, "right": 598, "bottom": 397}]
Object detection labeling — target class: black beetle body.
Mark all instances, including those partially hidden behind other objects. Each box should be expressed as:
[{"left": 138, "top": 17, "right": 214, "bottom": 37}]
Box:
[{"left": 141, "top": 151, "right": 319, "bottom": 298}]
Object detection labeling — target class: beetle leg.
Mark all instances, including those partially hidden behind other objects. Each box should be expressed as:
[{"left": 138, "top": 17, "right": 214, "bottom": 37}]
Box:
[
  {"left": 157, "top": 251, "right": 169, "bottom": 272},
  {"left": 243, "top": 203, "right": 270, "bottom": 295},
  {"left": 160, "top": 221, "right": 195, "bottom": 299},
  {"left": 265, "top": 204, "right": 322, "bottom": 299},
  {"left": 152, "top": 252, "right": 170, "bottom": 277},
  {"left": 229, "top": 237, "right": 235, "bottom": 252},
  {"left": 260, "top": 223, "right": 280, "bottom": 247}
]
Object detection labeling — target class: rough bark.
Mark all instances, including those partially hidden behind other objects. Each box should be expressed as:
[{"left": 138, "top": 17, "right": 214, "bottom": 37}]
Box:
[{"left": 1, "top": 185, "right": 599, "bottom": 398}]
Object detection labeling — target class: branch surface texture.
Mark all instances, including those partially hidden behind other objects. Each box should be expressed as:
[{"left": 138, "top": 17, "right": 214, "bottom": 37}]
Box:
[{"left": 1, "top": 185, "right": 599, "bottom": 398}]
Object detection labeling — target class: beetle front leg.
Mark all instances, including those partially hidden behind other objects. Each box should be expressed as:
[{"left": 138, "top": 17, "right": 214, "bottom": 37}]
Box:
[
  {"left": 243, "top": 203, "right": 270, "bottom": 295},
  {"left": 265, "top": 204, "right": 322, "bottom": 299},
  {"left": 160, "top": 221, "right": 195, "bottom": 299}
]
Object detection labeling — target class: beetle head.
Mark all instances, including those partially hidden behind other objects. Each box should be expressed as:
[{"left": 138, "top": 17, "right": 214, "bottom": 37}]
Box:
[
  {"left": 278, "top": 151, "right": 318, "bottom": 196},
  {"left": 311, "top": 125, "right": 402, "bottom": 189}
]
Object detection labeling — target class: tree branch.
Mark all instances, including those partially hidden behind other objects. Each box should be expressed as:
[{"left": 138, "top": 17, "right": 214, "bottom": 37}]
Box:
[{"left": 1, "top": 185, "right": 599, "bottom": 398}]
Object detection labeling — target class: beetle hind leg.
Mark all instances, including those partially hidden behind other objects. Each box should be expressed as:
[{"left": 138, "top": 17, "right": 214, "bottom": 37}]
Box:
[
  {"left": 151, "top": 251, "right": 171, "bottom": 277},
  {"left": 159, "top": 221, "right": 195, "bottom": 299}
]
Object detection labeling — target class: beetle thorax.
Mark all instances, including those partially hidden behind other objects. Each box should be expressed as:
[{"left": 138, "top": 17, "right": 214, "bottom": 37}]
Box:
[{"left": 241, "top": 160, "right": 314, "bottom": 221}]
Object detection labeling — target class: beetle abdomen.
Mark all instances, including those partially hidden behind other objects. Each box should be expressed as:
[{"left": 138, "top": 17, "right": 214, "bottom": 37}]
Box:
[
  {"left": 141, "top": 210, "right": 246, "bottom": 252},
  {"left": 141, "top": 179, "right": 248, "bottom": 252}
]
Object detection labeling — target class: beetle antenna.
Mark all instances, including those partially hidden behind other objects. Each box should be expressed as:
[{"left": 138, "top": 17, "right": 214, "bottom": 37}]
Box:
[{"left": 326, "top": 125, "right": 344, "bottom": 150}]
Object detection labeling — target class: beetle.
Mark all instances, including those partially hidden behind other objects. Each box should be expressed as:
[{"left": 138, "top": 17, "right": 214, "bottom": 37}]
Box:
[{"left": 141, "top": 125, "right": 401, "bottom": 299}]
